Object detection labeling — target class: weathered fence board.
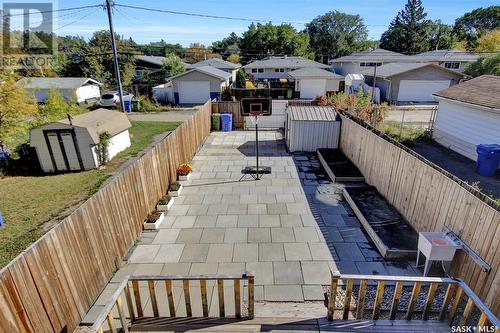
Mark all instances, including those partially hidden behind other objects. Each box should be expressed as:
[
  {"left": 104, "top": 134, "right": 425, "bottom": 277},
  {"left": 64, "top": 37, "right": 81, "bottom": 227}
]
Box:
[
  {"left": 0, "top": 101, "right": 212, "bottom": 332},
  {"left": 340, "top": 116, "right": 500, "bottom": 316}
]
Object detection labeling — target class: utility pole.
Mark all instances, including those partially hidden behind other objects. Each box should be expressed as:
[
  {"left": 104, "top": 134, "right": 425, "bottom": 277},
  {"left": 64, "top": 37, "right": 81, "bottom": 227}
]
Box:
[
  {"left": 105, "top": 0, "right": 126, "bottom": 113},
  {"left": 370, "top": 64, "right": 378, "bottom": 126}
]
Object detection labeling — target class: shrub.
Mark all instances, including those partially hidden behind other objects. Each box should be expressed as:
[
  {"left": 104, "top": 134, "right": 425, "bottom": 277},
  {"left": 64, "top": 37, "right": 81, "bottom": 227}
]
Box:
[
  {"left": 141, "top": 97, "right": 172, "bottom": 112},
  {"left": 177, "top": 163, "right": 192, "bottom": 176},
  {"left": 158, "top": 194, "right": 172, "bottom": 205},
  {"left": 145, "top": 210, "right": 161, "bottom": 223},
  {"left": 169, "top": 181, "right": 181, "bottom": 191}
]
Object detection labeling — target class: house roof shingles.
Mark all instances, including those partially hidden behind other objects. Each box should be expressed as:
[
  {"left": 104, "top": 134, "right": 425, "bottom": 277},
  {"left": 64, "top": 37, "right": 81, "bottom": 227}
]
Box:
[
  {"left": 17, "top": 77, "right": 102, "bottom": 89},
  {"left": 168, "top": 66, "right": 231, "bottom": 81},
  {"left": 287, "top": 67, "right": 343, "bottom": 79},
  {"left": 191, "top": 58, "right": 241, "bottom": 70},
  {"left": 243, "top": 56, "right": 330, "bottom": 69},
  {"left": 433, "top": 75, "right": 500, "bottom": 110},
  {"left": 360, "top": 62, "right": 466, "bottom": 79},
  {"left": 135, "top": 55, "right": 192, "bottom": 69},
  {"left": 329, "top": 48, "right": 411, "bottom": 63},
  {"left": 409, "top": 50, "right": 480, "bottom": 63}
]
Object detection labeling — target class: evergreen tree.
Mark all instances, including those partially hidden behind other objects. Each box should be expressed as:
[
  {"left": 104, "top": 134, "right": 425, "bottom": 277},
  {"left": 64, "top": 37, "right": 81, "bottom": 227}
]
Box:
[{"left": 380, "top": 0, "right": 431, "bottom": 54}]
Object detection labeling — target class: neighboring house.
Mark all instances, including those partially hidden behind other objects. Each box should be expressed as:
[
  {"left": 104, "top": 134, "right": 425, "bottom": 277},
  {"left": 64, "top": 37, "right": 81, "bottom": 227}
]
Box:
[
  {"left": 360, "top": 63, "right": 467, "bottom": 103},
  {"left": 287, "top": 68, "right": 344, "bottom": 99},
  {"left": 17, "top": 77, "right": 102, "bottom": 104},
  {"left": 242, "top": 56, "right": 330, "bottom": 81},
  {"left": 329, "top": 48, "right": 411, "bottom": 76},
  {"left": 432, "top": 75, "right": 500, "bottom": 163},
  {"left": 190, "top": 58, "right": 241, "bottom": 82},
  {"left": 30, "top": 109, "right": 132, "bottom": 173},
  {"left": 134, "top": 55, "right": 192, "bottom": 81},
  {"left": 168, "top": 66, "right": 231, "bottom": 104},
  {"left": 409, "top": 50, "right": 480, "bottom": 73}
]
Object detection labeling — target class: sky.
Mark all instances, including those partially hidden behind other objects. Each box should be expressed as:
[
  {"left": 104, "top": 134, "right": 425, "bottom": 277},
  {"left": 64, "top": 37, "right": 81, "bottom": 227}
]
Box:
[{"left": 49, "top": 0, "right": 498, "bottom": 46}]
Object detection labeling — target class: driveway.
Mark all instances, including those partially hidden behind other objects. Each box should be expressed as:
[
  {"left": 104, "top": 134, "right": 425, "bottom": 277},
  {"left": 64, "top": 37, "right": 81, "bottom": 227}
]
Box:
[{"left": 82, "top": 131, "right": 420, "bottom": 323}]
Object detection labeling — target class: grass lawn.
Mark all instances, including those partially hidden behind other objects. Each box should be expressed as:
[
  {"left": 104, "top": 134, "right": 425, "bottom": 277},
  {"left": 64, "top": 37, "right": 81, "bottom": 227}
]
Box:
[
  {"left": 0, "top": 120, "right": 180, "bottom": 268},
  {"left": 379, "top": 120, "right": 427, "bottom": 146}
]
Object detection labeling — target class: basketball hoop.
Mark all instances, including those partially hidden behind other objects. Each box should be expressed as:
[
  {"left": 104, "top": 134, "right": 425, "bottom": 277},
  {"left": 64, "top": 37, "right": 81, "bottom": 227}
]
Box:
[{"left": 239, "top": 98, "right": 273, "bottom": 181}]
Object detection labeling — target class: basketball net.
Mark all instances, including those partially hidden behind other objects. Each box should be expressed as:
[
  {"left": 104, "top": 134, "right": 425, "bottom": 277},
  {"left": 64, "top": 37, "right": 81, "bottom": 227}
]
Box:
[{"left": 248, "top": 112, "right": 263, "bottom": 126}]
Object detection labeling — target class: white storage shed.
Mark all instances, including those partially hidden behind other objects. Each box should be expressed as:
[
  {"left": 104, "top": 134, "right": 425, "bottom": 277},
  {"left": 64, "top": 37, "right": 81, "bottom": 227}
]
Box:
[
  {"left": 30, "top": 109, "right": 132, "bottom": 173},
  {"left": 285, "top": 105, "right": 340, "bottom": 152}
]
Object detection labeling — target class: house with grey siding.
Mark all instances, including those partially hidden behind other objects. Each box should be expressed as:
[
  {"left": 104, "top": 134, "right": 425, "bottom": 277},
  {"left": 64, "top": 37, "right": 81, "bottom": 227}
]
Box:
[
  {"left": 168, "top": 66, "right": 231, "bottom": 104},
  {"left": 329, "top": 49, "right": 411, "bottom": 76},
  {"left": 408, "top": 50, "right": 480, "bottom": 73},
  {"left": 17, "top": 77, "right": 102, "bottom": 104},
  {"left": 360, "top": 63, "right": 467, "bottom": 103},
  {"left": 432, "top": 75, "right": 500, "bottom": 162},
  {"left": 242, "top": 56, "right": 330, "bottom": 81}
]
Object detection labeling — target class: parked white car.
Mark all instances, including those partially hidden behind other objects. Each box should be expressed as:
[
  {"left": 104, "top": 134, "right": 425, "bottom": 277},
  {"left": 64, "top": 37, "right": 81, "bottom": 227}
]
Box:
[{"left": 99, "top": 91, "right": 133, "bottom": 107}]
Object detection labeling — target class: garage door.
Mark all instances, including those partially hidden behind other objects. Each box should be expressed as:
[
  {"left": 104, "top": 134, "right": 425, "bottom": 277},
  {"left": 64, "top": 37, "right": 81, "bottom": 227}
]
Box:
[
  {"left": 397, "top": 80, "right": 450, "bottom": 102},
  {"left": 300, "top": 79, "right": 326, "bottom": 99},
  {"left": 178, "top": 81, "right": 210, "bottom": 104}
]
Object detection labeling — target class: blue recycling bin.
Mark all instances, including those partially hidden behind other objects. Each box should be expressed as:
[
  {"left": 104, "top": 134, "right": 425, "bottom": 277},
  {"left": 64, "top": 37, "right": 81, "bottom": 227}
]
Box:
[
  {"left": 476, "top": 144, "right": 500, "bottom": 177},
  {"left": 0, "top": 210, "right": 3, "bottom": 227},
  {"left": 221, "top": 113, "right": 233, "bottom": 132},
  {"left": 123, "top": 100, "right": 132, "bottom": 113}
]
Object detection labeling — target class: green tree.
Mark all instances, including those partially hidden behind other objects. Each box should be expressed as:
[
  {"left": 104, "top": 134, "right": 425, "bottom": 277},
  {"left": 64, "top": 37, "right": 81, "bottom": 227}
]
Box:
[
  {"left": 227, "top": 54, "right": 241, "bottom": 64},
  {"left": 137, "top": 40, "right": 185, "bottom": 58},
  {"left": 35, "top": 89, "right": 85, "bottom": 126},
  {"left": 427, "top": 20, "right": 456, "bottom": 50},
  {"left": 162, "top": 53, "right": 186, "bottom": 77},
  {"left": 380, "top": 0, "right": 432, "bottom": 54},
  {"left": 235, "top": 69, "right": 246, "bottom": 88},
  {"left": 0, "top": 71, "right": 38, "bottom": 150},
  {"left": 306, "top": 11, "right": 368, "bottom": 62},
  {"left": 475, "top": 29, "right": 500, "bottom": 52},
  {"left": 453, "top": 6, "right": 500, "bottom": 49},
  {"left": 58, "top": 36, "right": 97, "bottom": 78},
  {"left": 464, "top": 54, "right": 500, "bottom": 77},
  {"left": 212, "top": 32, "right": 241, "bottom": 57},
  {"left": 88, "top": 30, "right": 136, "bottom": 86}
]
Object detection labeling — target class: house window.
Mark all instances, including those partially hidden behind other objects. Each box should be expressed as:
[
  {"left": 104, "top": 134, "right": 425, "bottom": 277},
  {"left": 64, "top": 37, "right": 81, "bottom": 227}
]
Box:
[
  {"left": 274, "top": 68, "right": 285, "bottom": 73},
  {"left": 258, "top": 68, "right": 264, "bottom": 73},
  {"left": 252, "top": 69, "right": 257, "bottom": 73},
  {"left": 360, "top": 62, "right": 382, "bottom": 67},
  {"left": 445, "top": 62, "right": 460, "bottom": 69}
]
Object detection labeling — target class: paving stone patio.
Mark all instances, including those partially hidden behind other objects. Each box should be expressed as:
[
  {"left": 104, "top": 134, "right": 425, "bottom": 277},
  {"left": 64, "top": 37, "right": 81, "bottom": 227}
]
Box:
[{"left": 83, "top": 130, "right": 422, "bottom": 323}]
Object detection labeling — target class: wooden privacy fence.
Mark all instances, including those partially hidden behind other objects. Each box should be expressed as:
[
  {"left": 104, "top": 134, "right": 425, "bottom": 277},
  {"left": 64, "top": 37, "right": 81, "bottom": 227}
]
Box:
[
  {"left": 0, "top": 101, "right": 212, "bottom": 333},
  {"left": 212, "top": 101, "right": 244, "bottom": 129},
  {"left": 89, "top": 274, "right": 255, "bottom": 333},
  {"left": 339, "top": 115, "right": 500, "bottom": 316}
]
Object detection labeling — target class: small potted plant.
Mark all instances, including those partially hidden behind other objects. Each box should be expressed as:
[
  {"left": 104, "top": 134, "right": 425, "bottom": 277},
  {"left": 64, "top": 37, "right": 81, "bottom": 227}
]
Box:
[
  {"left": 177, "top": 163, "right": 193, "bottom": 181},
  {"left": 143, "top": 210, "right": 164, "bottom": 230},
  {"left": 156, "top": 194, "right": 174, "bottom": 211},
  {"left": 168, "top": 181, "right": 183, "bottom": 197}
]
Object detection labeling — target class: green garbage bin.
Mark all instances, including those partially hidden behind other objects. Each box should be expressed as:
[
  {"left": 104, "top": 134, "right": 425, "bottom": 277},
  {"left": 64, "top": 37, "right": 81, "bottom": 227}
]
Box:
[
  {"left": 212, "top": 113, "right": 221, "bottom": 131},
  {"left": 131, "top": 99, "right": 140, "bottom": 112}
]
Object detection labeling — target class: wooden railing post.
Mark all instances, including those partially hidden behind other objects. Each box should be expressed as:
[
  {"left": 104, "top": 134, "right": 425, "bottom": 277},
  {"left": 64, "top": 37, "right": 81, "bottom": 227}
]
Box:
[
  {"left": 372, "top": 281, "right": 385, "bottom": 320},
  {"left": 218, "top": 279, "right": 225, "bottom": 317},
  {"left": 183, "top": 280, "right": 192, "bottom": 317},
  {"left": 234, "top": 279, "right": 241, "bottom": 319},
  {"left": 356, "top": 279, "right": 367, "bottom": 320},
  {"left": 248, "top": 275, "right": 255, "bottom": 319},
  {"left": 124, "top": 283, "right": 135, "bottom": 323},
  {"left": 328, "top": 274, "right": 339, "bottom": 320},
  {"left": 342, "top": 279, "right": 353, "bottom": 320}
]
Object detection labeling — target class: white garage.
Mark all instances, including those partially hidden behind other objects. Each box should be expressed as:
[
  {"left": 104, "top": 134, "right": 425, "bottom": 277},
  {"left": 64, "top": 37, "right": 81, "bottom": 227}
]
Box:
[
  {"left": 170, "top": 66, "right": 231, "bottom": 105},
  {"left": 361, "top": 63, "right": 466, "bottom": 104},
  {"left": 288, "top": 68, "right": 344, "bottom": 99},
  {"left": 178, "top": 81, "right": 210, "bottom": 104},
  {"left": 397, "top": 80, "right": 450, "bottom": 102}
]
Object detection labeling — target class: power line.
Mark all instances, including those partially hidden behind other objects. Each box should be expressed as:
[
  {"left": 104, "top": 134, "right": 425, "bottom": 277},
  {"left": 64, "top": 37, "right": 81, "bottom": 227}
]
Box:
[
  {"left": 114, "top": 3, "right": 298, "bottom": 25},
  {"left": 0, "top": 5, "right": 103, "bottom": 19},
  {"left": 54, "top": 8, "right": 100, "bottom": 32}
]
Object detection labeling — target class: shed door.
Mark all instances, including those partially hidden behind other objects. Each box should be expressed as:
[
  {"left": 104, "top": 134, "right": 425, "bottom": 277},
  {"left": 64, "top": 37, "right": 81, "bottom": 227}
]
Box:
[
  {"left": 300, "top": 79, "right": 326, "bottom": 99},
  {"left": 45, "top": 130, "right": 83, "bottom": 172},
  {"left": 178, "top": 81, "right": 210, "bottom": 104},
  {"left": 397, "top": 80, "right": 450, "bottom": 102}
]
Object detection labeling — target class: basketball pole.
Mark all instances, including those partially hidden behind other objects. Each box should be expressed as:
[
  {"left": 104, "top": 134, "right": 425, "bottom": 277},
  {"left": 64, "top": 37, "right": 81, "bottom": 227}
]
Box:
[{"left": 255, "top": 115, "right": 260, "bottom": 180}]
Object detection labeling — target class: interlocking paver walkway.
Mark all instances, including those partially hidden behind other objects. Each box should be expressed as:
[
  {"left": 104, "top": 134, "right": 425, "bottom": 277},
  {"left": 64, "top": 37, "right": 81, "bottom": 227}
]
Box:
[{"left": 83, "top": 130, "right": 420, "bottom": 323}]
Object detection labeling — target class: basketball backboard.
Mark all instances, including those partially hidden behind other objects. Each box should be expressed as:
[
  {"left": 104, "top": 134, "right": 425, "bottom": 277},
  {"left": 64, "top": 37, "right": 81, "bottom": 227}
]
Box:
[{"left": 240, "top": 97, "right": 272, "bottom": 116}]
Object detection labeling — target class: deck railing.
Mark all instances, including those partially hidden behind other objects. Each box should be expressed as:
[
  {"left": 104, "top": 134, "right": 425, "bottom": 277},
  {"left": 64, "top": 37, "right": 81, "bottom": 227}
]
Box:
[
  {"left": 89, "top": 274, "right": 255, "bottom": 333},
  {"left": 327, "top": 274, "right": 500, "bottom": 329}
]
